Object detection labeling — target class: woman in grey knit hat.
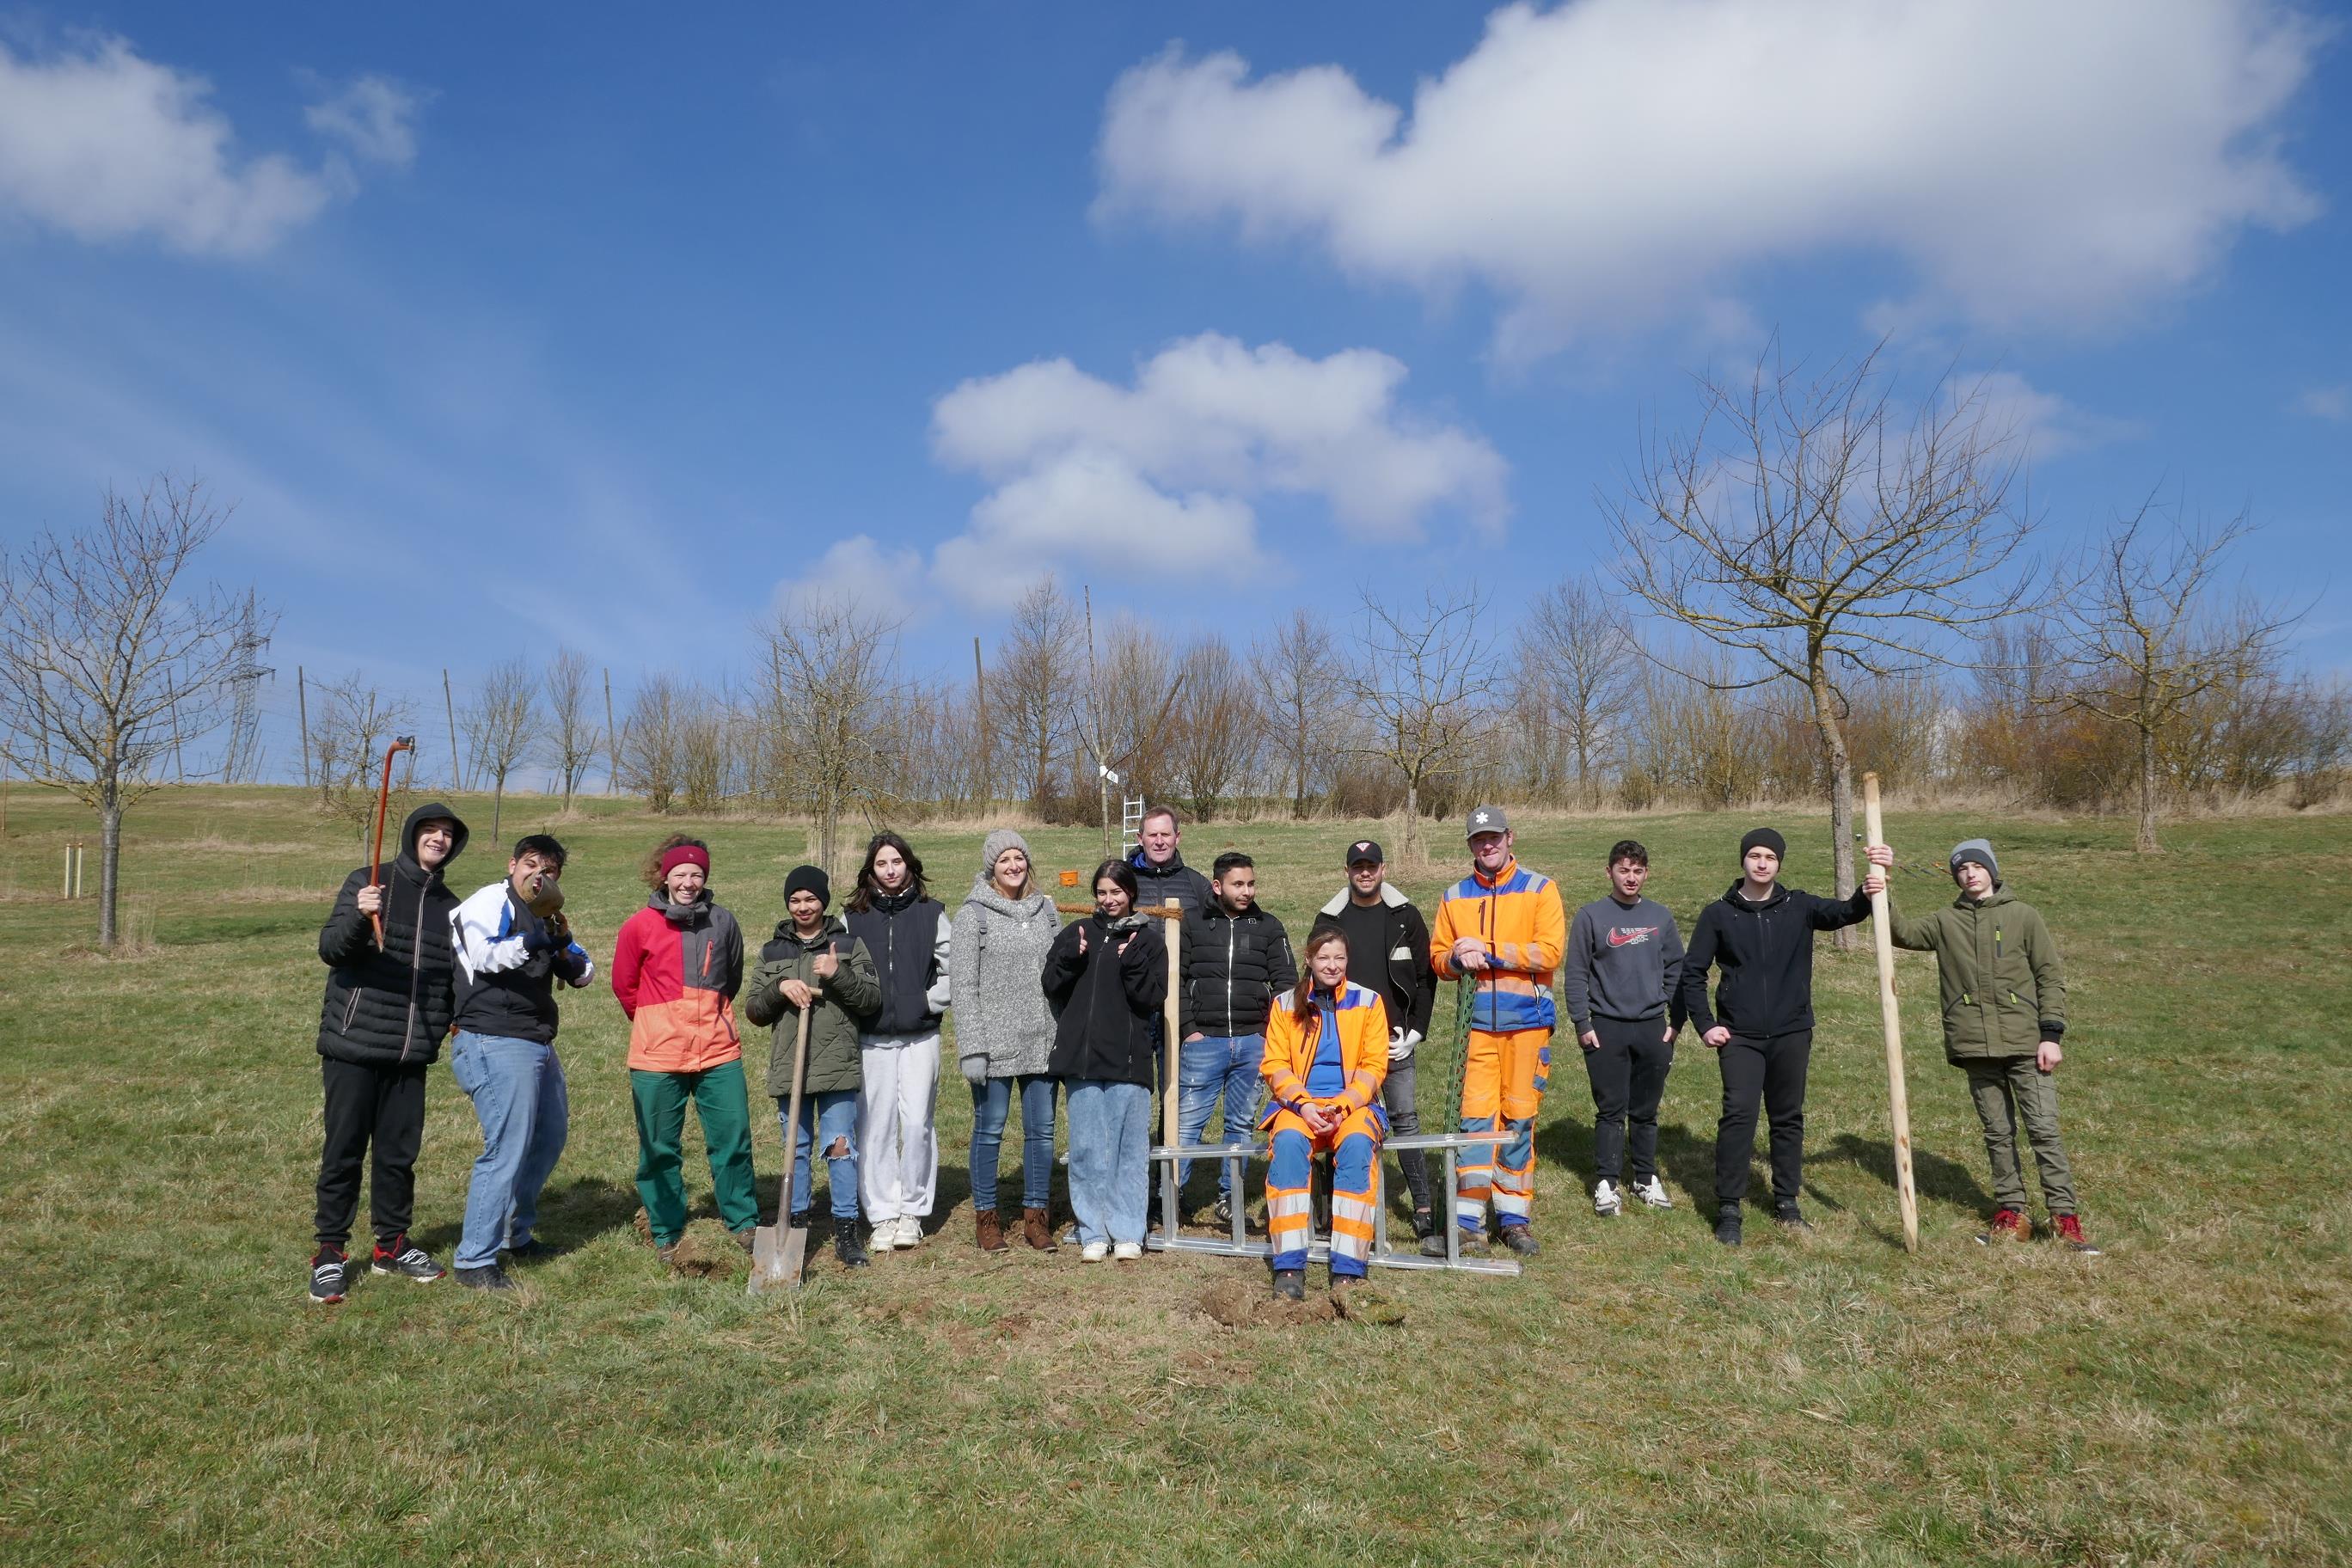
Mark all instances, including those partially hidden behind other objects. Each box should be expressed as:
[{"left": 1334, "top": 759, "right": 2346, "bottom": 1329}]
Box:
[{"left": 949, "top": 829, "right": 1063, "bottom": 1252}]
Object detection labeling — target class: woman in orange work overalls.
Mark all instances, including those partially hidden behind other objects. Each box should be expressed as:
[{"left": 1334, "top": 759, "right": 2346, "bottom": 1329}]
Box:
[{"left": 1259, "top": 928, "right": 1390, "bottom": 1301}]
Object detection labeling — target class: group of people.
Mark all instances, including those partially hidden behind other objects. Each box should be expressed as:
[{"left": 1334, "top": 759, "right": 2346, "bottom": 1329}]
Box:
[{"left": 305, "top": 799, "right": 2098, "bottom": 1307}]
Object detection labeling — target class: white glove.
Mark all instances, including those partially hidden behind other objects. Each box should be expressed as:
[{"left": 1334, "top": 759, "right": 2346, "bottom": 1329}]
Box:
[{"left": 1387, "top": 1027, "right": 1422, "bottom": 1063}]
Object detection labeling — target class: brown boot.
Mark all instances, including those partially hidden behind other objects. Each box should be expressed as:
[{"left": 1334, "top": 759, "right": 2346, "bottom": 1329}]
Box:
[
  {"left": 976, "top": 1208, "right": 1008, "bottom": 1253},
  {"left": 1022, "top": 1206, "right": 1057, "bottom": 1251}
]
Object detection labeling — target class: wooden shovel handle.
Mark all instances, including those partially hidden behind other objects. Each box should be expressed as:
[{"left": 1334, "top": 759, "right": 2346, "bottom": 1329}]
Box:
[{"left": 778, "top": 1003, "right": 812, "bottom": 1222}]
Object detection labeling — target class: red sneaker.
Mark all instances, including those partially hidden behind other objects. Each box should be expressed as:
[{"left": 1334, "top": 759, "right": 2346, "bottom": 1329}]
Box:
[
  {"left": 2053, "top": 1214, "right": 2103, "bottom": 1256},
  {"left": 1974, "top": 1208, "right": 2029, "bottom": 1246}
]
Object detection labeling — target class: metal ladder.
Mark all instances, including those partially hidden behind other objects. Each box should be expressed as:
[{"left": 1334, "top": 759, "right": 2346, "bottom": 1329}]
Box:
[{"left": 1119, "top": 795, "right": 1147, "bottom": 856}]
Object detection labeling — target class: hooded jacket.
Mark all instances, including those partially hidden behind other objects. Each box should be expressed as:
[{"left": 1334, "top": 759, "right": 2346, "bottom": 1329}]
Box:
[
  {"left": 1127, "top": 848, "right": 1213, "bottom": 921},
  {"left": 1042, "top": 914, "right": 1167, "bottom": 1086},
  {"left": 1888, "top": 885, "right": 2067, "bottom": 1062},
  {"left": 744, "top": 916, "right": 880, "bottom": 1097},
  {"left": 1678, "top": 881, "right": 1872, "bottom": 1039},
  {"left": 610, "top": 890, "right": 745, "bottom": 1074},
  {"left": 948, "top": 878, "right": 1061, "bottom": 1080},
  {"left": 1179, "top": 902, "right": 1298, "bottom": 1038},
  {"left": 1309, "top": 882, "right": 1436, "bottom": 1040},
  {"left": 842, "top": 887, "right": 951, "bottom": 1038},
  {"left": 315, "top": 802, "right": 470, "bottom": 1067}
]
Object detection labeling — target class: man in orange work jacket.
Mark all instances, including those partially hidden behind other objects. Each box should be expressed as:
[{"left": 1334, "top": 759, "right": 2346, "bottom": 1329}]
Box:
[
  {"left": 1259, "top": 926, "right": 1389, "bottom": 1302},
  {"left": 1430, "top": 805, "right": 1566, "bottom": 1257}
]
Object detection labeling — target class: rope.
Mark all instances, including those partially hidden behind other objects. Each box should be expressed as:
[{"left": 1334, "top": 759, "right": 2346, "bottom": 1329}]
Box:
[{"left": 1436, "top": 977, "right": 1473, "bottom": 1131}]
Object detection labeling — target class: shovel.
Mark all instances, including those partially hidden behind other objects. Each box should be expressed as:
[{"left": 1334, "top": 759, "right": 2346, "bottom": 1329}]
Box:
[{"left": 749, "top": 1004, "right": 814, "bottom": 1294}]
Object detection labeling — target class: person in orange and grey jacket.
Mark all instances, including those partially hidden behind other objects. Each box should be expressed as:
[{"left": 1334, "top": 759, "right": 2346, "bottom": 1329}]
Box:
[
  {"left": 307, "top": 801, "right": 469, "bottom": 1305},
  {"left": 1865, "top": 836, "right": 2098, "bottom": 1254},
  {"left": 611, "top": 835, "right": 756, "bottom": 1265}
]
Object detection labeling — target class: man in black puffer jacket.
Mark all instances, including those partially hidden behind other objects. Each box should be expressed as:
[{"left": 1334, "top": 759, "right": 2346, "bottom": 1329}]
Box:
[
  {"left": 1175, "top": 852, "right": 1297, "bottom": 1222},
  {"left": 307, "top": 801, "right": 469, "bottom": 1303}
]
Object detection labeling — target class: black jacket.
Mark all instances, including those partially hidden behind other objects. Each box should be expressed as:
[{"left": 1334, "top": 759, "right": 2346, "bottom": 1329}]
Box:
[
  {"left": 1678, "top": 881, "right": 1873, "bottom": 1039},
  {"left": 843, "top": 889, "right": 948, "bottom": 1036},
  {"left": 1128, "top": 849, "right": 1213, "bottom": 920},
  {"left": 1180, "top": 903, "right": 1298, "bottom": 1038},
  {"left": 1042, "top": 915, "right": 1168, "bottom": 1087},
  {"left": 315, "top": 802, "right": 470, "bottom": 1067},
  {"left": 450, "top": 877, "right": 595, "bottom": 1045},
  {"left": 1309, "top": 885, "right": 1436, "bottom": 1039}
]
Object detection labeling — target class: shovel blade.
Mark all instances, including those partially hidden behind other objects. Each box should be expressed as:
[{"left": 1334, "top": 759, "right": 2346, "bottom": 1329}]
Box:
[
  {"left": 745, "top": 1222, "right": 785, "bottom": 1295},
  {"left": 781, "top": 1221, "right": 810, "bottom": 1289}
]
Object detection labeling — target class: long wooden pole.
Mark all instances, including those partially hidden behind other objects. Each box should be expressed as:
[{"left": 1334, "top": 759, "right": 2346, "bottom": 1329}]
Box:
[
  {"left": 296, "top": 665, "right": 311, "bottom": 788},
  {"left": 1861, "top": 772, "right": 1919, "bottom": 1253},
  {"left": 1161, "top": 896, "right": 1183, "bottom": 1151}
]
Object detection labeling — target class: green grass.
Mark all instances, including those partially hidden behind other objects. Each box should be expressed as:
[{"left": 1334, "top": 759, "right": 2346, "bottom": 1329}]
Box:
[{"left": 2, "top": 786, "right": 2347, "bottom": 1565}]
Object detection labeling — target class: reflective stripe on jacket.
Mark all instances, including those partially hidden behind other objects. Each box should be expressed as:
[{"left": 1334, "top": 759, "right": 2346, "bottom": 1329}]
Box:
[{"left": 1430, "top": 859, "right": 1565, "bottom": 1033}]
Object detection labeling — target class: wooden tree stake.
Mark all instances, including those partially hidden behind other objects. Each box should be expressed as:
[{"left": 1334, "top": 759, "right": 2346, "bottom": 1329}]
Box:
[{"left": 1862, "top": 772, "right": 1920, "bottom": 1253}]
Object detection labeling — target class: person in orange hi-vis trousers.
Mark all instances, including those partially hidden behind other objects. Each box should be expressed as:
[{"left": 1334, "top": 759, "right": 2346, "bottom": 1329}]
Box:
[
  {"left": 1431, "top": 805, "right": 1566, "bottom": 1258},
  {"left": 1259, "top": 927, "right": 1389, "bottom": 1301}
]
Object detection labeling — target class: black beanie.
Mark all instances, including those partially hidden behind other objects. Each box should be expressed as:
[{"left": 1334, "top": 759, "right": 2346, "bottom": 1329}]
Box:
[
  {"left": 1739, "top": 827, "right": 1786, "bottom": 861},
  {"left": 783, "top": 865, "right": 831, "bottom": 908}
]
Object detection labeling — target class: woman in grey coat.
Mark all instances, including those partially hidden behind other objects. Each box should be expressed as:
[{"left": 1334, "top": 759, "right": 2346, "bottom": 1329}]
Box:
[{"left": 951, "top": 829, "right": 1063, "bottom": 1253}]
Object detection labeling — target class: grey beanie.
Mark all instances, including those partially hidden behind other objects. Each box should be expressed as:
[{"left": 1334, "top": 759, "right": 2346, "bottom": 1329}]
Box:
[
  {"left": 981, "top": 828, "right": 1032, "bottom": 877},
  {"left": 1950, "top": 838, "right": 2000, "bottom": 882}
]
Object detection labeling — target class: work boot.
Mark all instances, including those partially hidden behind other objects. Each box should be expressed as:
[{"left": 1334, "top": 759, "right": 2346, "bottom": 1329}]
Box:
[
  {"left": 1499, "top": 1223, "right": 1541, "bottom": 1257},
  {"left": 1975, "top": 1207, "right": 2029, "bottom": 1245},
  {"left": 730, "top": 1228, "right": 757, "bottom": 1253},
  {"left": 308, "top": 1246, "right": 349, "bottom": 1306},
  {"left": 1456, "top": 1227, "right": 1491, "bottom": 1259},
  {"left": 834, "top": 1216, "right": 869, "bottom": 1270},
  {"left": 1022, "top": 1206, "right": 1056, "bottom": 1251},
  {"left": 976, "top": 1209, "right": 1008, "bottom": 1253},
  {"left": 1271, "top": 1269, "right": 1305, "bottom": 1301}
]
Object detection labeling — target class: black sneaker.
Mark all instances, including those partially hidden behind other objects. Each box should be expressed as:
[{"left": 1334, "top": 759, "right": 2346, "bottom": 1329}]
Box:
[
  {"left": 1412, "top": 1208, "right": 1440, "bottom": 1241},
  {"left": 1498, "top": 1224, "right": 1541, "bottom": 1257},
  {"left": 308, "top": 1247, "right": 349, "bottom": 1305},
  {"left": 1212, "top": 1196, "right": 1234, "bottom": 1228},
  {"left": 834, "top": 1215, "right": 869, "bottom": 1270},
  {"left": 455, "top": 1264, "right": 514, "bottom": 1291},
  {"left": 1713, "top": 1214, "right": 1743, "bottom": 1247},
  {"left": 503, "top": 1237, "right": 557, "bottom": 1261},
  {"left": 1774, "top": 1205, "right": 1814, "bottom": 1234},
  {"left": 370, "top": 1234, "right": 447, "bottom": 1283},
  {"left": 1271, "top": 1268, "right": 1305, "bottom": 1301}
]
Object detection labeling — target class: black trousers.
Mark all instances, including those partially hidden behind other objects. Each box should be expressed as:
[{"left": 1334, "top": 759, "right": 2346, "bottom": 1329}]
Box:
[
  {"left": 314, "top": 1057, "right": 429, "bottom": 1251},
  {"left": 1712, "top": 1029, "right": 1812, "bottom": 1215},
  {"left": 1583, "top": 1014, "right": 1675, "bottom": 1185}
]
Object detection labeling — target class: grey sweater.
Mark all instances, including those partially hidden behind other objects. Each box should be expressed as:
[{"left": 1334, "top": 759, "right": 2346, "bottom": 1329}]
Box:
[
  {"left": 948, "top": 879, "right": 1061, "bottom": 1079},
  {"left": 1563, "top": 895, "right": 1687, "bottom": 1032}
]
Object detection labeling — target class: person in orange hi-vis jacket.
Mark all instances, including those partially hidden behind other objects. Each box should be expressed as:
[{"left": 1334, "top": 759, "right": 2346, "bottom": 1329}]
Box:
[
  {"left": 1430, "top": 805, "right": 1566, "bottom": 1258},
  {"left": 1259, "top": 927, "right": 1389, "bottom": 1302}
]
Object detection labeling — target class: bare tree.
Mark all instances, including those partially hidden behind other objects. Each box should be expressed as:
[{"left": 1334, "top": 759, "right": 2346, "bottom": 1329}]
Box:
[
  {"left": 1347, "top": 588, "right": 1500, "bottom": 862},
  {"left": 760, "top": 597, "right": 904, "bottom": 875},
  {"left": 1608, "top": 343, "right": 2032, "bottom": 939},
  {"left": 677, "top": 683, "right": 740, "bottom": 813},
  {"left": 1519, "top": 575, "right": 1636, "bottom": 809},
  {"left": 616, "top": 674, "right": 684, "bottom": 812},
  {"left": 1251, "top": 609, "right": 1344, "bottom": 818},
  {"left": 542, "top": 647, "right": 600, "bottom": 813},
  {"left": 991, "top": 576, "right": 1083, "bottom": 813},
  {"left": 309, "top": 673, "right": 413, "bottom": 848},
  {"left": 1167, "top": 635, "right": 1256, "bottom": 821},
  {"left": 462, "top": 658, "right": 541, "bottom": 846},
  {"left": 2053, "top": 505, "right": 2298, "bottom": 852},
  {"left": 0, "top": 479, "right": 260, "bottom": 946}
]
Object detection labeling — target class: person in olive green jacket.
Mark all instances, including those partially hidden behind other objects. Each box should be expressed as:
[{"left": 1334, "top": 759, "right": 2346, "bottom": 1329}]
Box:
[
  {"left": 1866, "top": 838, "right": 2098, "bottom": 1254},
  {"left": 743, "top": 866, "right": 882, "bottom": 1267}
]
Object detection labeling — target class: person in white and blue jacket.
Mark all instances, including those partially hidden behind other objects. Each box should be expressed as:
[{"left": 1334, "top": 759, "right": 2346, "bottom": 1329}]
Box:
[{"left": 447, "top": 834, "right": 595, "bottom": 1292}]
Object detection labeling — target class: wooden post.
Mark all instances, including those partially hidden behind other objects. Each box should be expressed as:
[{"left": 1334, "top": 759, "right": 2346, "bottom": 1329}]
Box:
[
  {"left": 1162, "top": 896, "right": 1183, "bottom": 1150},
  {"left": 296, "top": 665, "right": 311, "bottom": 787},
  {"left": 972, "top": 636, "right": 989, "bottom": 810},
  {"left": 1862, "top": 772, "right": 1920, "bottom": 1253},
  {"left": 443, "top": 669, "right": 461, "bottom": 790}
]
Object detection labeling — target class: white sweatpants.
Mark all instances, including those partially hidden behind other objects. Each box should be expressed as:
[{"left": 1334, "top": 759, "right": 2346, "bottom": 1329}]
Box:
[{"left": 855, "top": 1032, "right": 940, "bottom": 1223}]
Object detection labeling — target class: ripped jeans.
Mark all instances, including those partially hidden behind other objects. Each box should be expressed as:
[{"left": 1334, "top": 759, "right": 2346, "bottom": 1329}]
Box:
[{"left": 780, "top": 1089, "right": 861, "bottom": 1222}]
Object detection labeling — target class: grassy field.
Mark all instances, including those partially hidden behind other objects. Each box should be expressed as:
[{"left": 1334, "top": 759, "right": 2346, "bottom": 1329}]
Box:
[{"left": 2, "top": 785, "right": 2347, "bottom": 1566}]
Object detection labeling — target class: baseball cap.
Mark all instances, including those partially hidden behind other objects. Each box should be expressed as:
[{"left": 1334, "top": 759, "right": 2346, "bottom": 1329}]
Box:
[
  {"left": 1344, "top": 839, "right": 1385, "bottom": 867},
  {"left": 1465, "top": 805, "right": 1510, "bottom": 839}
]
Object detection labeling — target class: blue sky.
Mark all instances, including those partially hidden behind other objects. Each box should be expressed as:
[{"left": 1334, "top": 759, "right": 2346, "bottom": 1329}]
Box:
[{"left": 1, "top": 3, "right": 2346, "bottom": 778}]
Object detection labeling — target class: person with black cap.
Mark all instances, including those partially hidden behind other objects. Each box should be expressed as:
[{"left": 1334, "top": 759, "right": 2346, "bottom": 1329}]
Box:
[
  {"left": 1865, "top": 836, "right": 2097, "bottom": 1254},
  {"left": 744, "top": 865, "right": 882, "bottom": 1269},
  {"left": 306, "top": 801, "right": 469, "bottom": 1304},
  {"left": 1678, "top": 826, "right": 1883, "bottom": 1246},
  {"left": 1310, "top": 837, "right": 1441, "bottom": 1246}
]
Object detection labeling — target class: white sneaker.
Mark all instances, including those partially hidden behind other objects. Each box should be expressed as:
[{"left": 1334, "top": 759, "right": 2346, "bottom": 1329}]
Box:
[
  {"left": 1112, "top": 1240, "right": 1143, "bottom": 1261},
  {"left": 1594, "top": 1179, "right": 1623, "bottom": 1217},
  {"left": 1080, "top": 1240, "right": 1110, "bottom": 1261},
  {"left": 1631, "top": 1175, "right": 1674, "bottom": 1210},
  {"left": 869, "top": 1219, "right": 900, "bottom": 1252},
  {"left": 896, "top": 1216, "right": 923, "bottom": 1248}
]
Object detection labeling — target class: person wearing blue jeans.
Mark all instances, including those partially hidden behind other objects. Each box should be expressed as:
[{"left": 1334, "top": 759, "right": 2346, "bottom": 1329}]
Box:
[
  {"left": 447, "top": 834, "right": 595, "bottom": 1291},
  {"left": 971, "top": 1074, "right": 1057, "bottom": 1219},
  {"left": 1176, "top": 852, "right": 1296, "bottom": 1224},
  {"left": 783, "top": 1091, "right": 862, "bottom": 1224},
  {"left": 1065, "top": 1080, "right": 1152, "bottom": 1251},
  {"left": 1042, "top": 859, "right": 1167, "bottom": 1261}
]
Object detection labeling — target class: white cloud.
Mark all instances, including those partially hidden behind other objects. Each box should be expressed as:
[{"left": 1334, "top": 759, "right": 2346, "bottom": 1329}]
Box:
[
  {"left": 0, "top": 39, "right": 415, "bottom": 256},
  {"left": 1097, "top": 1, "right": 2321, "bottom": 359},
  {"left": 773, "top": 535, "right": 928, "bottom": 615},
  {"left": 303, "top": 74, "right": 422, "bottom": 168},
  {"left": 1963, "top": 371, "right": 2141, "bottom": 460},
  {"left": 927, "top": 332, "right": 1508, "bottom": 606},
  {"left": 2292, "top": 385, "right": 2349, "bottom": 422}
]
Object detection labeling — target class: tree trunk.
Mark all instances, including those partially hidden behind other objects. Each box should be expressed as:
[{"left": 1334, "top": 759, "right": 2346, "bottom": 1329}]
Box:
[
  {"left": 2137, "top": 725, "right": 2161, "bottom": 854},
  {"left": 491, "top": 779, "right": 505, "bottom": 847},
  {"left": 1808, "top": 658, "right": 1859, "bottom": 952},
  {"left": 1402, "top": 775, "right": 1421, "bottom": 863},
  {"left": 98, "top": 801, "right": 123, "bottom": 948}
]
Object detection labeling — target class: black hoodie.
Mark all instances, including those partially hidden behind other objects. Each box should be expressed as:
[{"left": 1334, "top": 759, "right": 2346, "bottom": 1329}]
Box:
[
  {"left": 1677, "top": 880, "right": 1872, "bottom": 1040},
  {"left": 316, "top": 801, "right": 471, "bottom": 1067},
  {"left": 1042, "top": 914, "right": 1168, "bottom": 1086}
]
